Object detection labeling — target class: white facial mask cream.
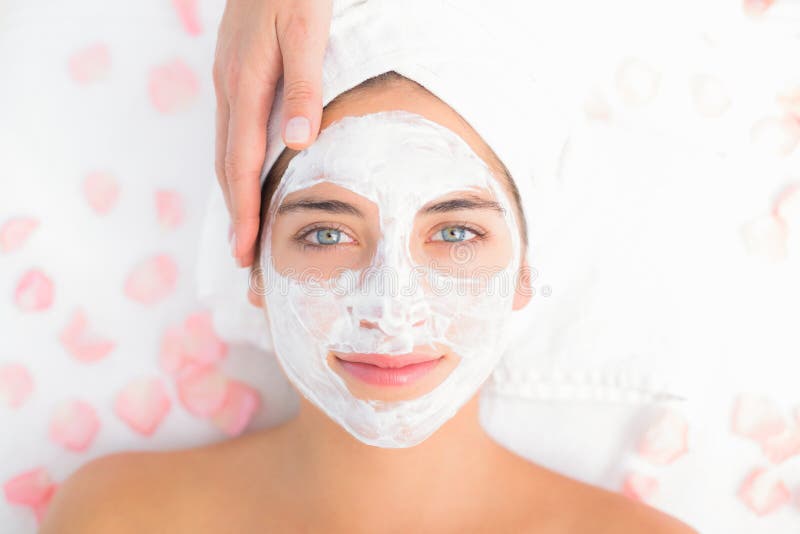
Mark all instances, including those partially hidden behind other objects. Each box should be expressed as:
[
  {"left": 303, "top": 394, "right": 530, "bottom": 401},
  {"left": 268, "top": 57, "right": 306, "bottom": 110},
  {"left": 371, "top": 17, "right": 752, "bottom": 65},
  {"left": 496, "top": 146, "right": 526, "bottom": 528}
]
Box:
[{"left": 259, "top": 110, "right": 522, "bottom": 447}]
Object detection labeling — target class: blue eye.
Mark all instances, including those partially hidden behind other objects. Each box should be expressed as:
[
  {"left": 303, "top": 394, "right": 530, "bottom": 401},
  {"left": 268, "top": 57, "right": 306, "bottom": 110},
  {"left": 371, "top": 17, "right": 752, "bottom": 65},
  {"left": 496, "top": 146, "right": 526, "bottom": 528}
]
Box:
[
  {"left": 431, "top": 226, "right": 477, "bottom": 243},
  {"left": 300, "top": 226, "right": 355, "bottom": 247},
  {"left": 316, "top": 228, "right": 341, "bottom": 244}
]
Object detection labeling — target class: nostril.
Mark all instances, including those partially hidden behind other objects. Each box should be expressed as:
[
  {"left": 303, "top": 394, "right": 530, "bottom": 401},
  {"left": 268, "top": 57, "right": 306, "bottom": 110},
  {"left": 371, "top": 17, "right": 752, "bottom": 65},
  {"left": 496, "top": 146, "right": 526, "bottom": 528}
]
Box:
[{"left": 359, "top": 319, "right": 379, "bottom": 329}]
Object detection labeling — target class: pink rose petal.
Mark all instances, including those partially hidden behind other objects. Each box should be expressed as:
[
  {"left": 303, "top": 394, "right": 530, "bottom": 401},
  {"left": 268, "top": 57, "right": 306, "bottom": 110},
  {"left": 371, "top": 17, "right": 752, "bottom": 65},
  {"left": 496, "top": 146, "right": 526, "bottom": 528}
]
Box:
[
  {"left": 750, "top": 115, "right": 800, "bottom": 157},
  {"left": 0, "top": 364, "right": 33, "bottom": 409},
  {"left": 114, "top": 377, "right": 171, "bottom": 436},
  {"left": 14, "top": 269, "right": 54, "bottom": 312},
  {"left": 0, "top": 217, "right": 39, "bottom": 253},
  {"left": 211, "top": 380, "right": 260, "bottom": 437},
  {"left": 183, "top": 311, "right": 228, "bottom": 366},
  {"left": 83, "top": 171, "right": 119, "bottom": 215},
  {"left": 621, "top": 472, "right": 659, "bottom": 502},
  {"left": 778, "top": 86, "right": 800, "bottom": 119},
  {"left": 172, "top": 0, "right": 202, "bottom": 36},
  {"left": 148, "top": 59, "right": 199, "bottom": 114},
  {"left": 155, "top": 189, "right": 184, "bottom": 229},
  {"left": 176, "top": 364, "right": 229, "bottom": 417},
  {"left": 737, "top": 467, "right": 790, "bottom": 516},
  {"left": 60, "top": 309, "right": 115, "bottom": 362},
  {"left": 615, "top": 57, "right": 660, "bottom": 106},
  {"left": 740, "top": 215, "right": 788, "bottom": 262},
  {"left": 691, "top": 74, "right": 731, "bottom": 118},
  {"left": 124, "top": 254, "right": 178, "bottom": 305},
  {"left": 743, "top": 0, "right": 776, "bottom": 17},
  {"left": 638, "top": 409, "right": 689, "bottom": 465},
  {"left": 159, "top": 326, "right": 186, "bottom": 377},
  {"left": 68, "top": 43, "right": 110, "bottom": 84},
  {"left": 3, "top": 467, "right": 56, "bottom": 507},
  {"left": 159, "top": 311, "right": 228, "bottom": 377},
  {"left": 732, "top": 394, "right": 787, "bottom": 444},
  {"left": 49, "top": 400, "right": 100, "bottom": 452},
  {"left": 583, "top": 88, "right": 613, "bottom": 121},
  {"left": 762, "top": 425, "right": 800, "bottom": 464},
  {"left": 773, "top": 183, "right": 800, "bottom": 229}
]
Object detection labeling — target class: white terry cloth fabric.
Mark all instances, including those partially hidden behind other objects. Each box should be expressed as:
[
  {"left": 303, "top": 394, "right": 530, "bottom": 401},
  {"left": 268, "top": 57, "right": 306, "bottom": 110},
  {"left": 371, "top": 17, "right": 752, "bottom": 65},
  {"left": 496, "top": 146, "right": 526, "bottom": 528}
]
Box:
[
  {"left": 197, "top": 1, "right": 572, "bottom": 356},
  {"left": 197, "top": 0, "right": 728, "bottom": 404}
]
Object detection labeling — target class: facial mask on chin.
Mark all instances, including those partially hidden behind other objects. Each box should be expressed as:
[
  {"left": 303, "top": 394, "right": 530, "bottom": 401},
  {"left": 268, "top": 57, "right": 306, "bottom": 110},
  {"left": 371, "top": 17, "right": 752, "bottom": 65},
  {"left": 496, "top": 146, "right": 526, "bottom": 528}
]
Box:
[{"left": 259, "top": 110, "right": 522, "bottom": 447}]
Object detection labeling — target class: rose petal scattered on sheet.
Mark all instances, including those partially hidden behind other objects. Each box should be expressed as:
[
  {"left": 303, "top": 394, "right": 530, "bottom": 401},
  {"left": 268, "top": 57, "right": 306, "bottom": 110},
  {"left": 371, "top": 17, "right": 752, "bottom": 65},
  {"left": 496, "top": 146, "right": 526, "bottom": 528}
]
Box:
[
  {"left": 159, "top": 311, "right": 228, "bottom": 377},
  {"left": 740, "top": 214, "right": 788, "bottom": 262},
  {"left": 159, "top": 326, "right": 186, "bottom": 377},
  {"left": 0, "top": 217, "right": 39, "bottom": 253},
  {"left": 637, "top": 409, "right": 689, "bottom": 465},
  {"left": 778, "top": 86, "right": 800, "bottom": 118},
  {"left": 621, "top": 472, "right": 658, "bottom": 502},
  {"left": 60, "top": 309, "right": 115, "bottom": 362},
  {"left": 182, "top": 311, "right": 228, "bottom": 365},
  {"left": 761, "top": 425, "right": 800, "bottom": 464},
  {"left": 0, "top": 364, "right": 33, "bottom": 409},
  {"left": 14, "top": 269, "right": 54, "bottom": 312},
  {"left": 176, "top": 364, "right": 229, "bottom": 417},
  {"left": 83, "top": 171, "right": 119, "bottom": 215},
  {"left": 172, "top": 0, "right": 202, "bottom": 36},
  {"left": 123, "top": 254, "right": 178, "bottom": 305},
  {"left": 743, "top": 0, "right": 776, "bottom": 18},
  {"left": 155, "top": 189, "right": 184, "bottom": 229},
  {"left": 583, "top": 88, "right": 613, "bottom": 121},
  {"left": 732, "top": 394, "right": 787, "bottom": 444},
  {"left": 773, "top": 182, "right": 800, "bottom": 229},
  {"left": 211, "top": 380, "right": 261, "bottom": 437},
  {"left": 114, "top": 378, "right": 171, "bottom": 436},
  {"left": 148, "top": 59, "right": 199, "bottom": 114},
  {"left": 691, "top": 74, "right": 731, "bottom": 118},
  {"left": 615, "top": 57, "right": 660, "bottom": 106},
  {"left": 49, "top": 400, "right": 100, "bottom": 452},
  {"left": 68, "top": 43, "right": 110, "bottom": 84},
  {"left": 750, "top": 115, "right": 800, "bottom": 157},
  {"left": 737, "top": 467, "right": 790, "bottom": 516},
  {"left": 3, "top": 467, "right": 56, "bottom": 507}
]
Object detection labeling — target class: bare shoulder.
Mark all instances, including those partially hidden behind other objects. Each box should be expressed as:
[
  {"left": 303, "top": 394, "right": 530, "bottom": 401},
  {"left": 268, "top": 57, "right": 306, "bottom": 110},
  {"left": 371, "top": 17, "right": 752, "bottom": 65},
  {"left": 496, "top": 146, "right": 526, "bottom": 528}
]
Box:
[
  {"left": 502, "top": 457, "right": 698, "bottom": 534},
  {"left": 575, "top": 482, "right": 698, "bottom": 534},
  {"left": 38, "top": 429, "right": 288, "bottom": 534},
  {"left": 38, "top": 447, "right": 208, "bottom": 534}
]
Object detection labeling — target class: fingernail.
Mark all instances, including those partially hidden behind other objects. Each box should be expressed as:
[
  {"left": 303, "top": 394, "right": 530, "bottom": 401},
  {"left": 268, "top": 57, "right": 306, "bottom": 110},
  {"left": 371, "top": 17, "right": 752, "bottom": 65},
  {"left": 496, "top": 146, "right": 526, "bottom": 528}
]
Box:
[{"left": 284, "top": 116, "right": 311, "bottom": 145}]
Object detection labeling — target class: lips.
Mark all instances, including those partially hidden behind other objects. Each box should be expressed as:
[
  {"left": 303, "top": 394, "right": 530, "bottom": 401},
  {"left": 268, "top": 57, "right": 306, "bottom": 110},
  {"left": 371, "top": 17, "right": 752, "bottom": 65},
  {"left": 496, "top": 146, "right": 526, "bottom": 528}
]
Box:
[{"left": 334, "top": 351, "right": 444, "bottom": 386}]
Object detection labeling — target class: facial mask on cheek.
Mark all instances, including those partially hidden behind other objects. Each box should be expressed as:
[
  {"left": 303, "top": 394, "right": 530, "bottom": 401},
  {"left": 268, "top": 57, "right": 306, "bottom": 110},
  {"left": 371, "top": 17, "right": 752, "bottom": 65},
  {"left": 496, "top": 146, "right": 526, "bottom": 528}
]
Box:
[{"left": 260, "top": 110, "right": 522, "bottom": 447}]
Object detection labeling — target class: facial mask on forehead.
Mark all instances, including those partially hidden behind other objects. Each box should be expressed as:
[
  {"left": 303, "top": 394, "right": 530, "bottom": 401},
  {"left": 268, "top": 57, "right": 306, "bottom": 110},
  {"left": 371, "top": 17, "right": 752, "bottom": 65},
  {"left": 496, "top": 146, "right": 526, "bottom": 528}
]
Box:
[{"left": 259, "top": 110, "right": 523, "bottom": 447}]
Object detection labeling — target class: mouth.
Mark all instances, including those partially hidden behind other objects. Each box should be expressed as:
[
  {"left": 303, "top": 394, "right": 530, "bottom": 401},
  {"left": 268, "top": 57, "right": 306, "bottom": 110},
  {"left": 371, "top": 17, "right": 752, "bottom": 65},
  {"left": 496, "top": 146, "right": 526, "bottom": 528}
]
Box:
[{"left": 333, "top": 351, "right": 445, "bottom": 387}]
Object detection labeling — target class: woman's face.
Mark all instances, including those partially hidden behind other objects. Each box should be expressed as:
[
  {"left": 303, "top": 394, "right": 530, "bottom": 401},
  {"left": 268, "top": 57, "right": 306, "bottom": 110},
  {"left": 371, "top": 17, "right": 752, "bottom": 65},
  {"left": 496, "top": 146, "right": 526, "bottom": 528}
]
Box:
[{"left": 254, "top": 78, "right": 530, "bottom": 446}]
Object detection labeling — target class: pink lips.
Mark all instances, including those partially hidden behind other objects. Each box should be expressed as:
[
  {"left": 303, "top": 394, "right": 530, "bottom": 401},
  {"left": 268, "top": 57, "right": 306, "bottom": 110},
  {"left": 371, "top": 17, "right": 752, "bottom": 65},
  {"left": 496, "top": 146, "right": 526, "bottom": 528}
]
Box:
[{"left": 334, "top": 352, "right": 444, "bottom": 386}]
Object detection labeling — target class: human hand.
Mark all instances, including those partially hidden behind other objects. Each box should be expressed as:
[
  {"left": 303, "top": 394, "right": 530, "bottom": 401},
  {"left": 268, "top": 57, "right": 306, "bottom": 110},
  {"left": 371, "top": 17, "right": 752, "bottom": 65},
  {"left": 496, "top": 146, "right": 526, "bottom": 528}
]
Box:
[{"left": 213, "top": 0, "right": 333, "bottom": 267}]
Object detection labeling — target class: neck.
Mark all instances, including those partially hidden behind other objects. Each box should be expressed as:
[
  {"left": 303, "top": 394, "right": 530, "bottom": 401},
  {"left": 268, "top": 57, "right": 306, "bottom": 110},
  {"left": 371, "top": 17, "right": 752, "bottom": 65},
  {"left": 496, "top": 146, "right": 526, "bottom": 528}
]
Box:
[{"left": 280, "top": 392, "right": 508, "bottom": 525}]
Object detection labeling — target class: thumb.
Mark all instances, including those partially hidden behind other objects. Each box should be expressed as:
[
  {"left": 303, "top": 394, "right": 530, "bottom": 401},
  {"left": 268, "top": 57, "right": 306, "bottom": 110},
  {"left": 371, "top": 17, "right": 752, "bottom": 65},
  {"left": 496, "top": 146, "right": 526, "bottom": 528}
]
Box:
[{"left": 276, "top": 4, "right": 332, "bottom": 150}]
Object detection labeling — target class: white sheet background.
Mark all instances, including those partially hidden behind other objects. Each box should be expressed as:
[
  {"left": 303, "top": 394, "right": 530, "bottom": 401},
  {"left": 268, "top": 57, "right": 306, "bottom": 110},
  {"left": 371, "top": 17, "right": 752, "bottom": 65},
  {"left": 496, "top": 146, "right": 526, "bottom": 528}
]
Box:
[{"left": 1, "top": 1, "right": 800, "bottom": 533}]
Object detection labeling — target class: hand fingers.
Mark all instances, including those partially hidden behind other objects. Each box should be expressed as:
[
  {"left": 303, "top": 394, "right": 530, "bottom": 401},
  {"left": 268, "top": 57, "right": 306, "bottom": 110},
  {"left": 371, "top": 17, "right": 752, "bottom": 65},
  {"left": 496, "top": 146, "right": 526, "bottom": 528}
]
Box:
[
  {"left": 276, "top": 1, "right": 333, "bottom": 150},
  {"left": 213, "top": 77, "right": 232, "bottom": 218},
  {"left": 225, "top": 70, "right": 277, "bottom": 267}
]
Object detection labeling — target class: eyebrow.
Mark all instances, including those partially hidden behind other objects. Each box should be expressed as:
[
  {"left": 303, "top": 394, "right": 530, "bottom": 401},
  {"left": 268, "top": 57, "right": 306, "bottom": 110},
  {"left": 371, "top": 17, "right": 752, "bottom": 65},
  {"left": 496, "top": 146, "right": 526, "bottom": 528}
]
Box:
[
  {"left": 277, "top": 198, "right": 364, "bottom": 216},
  {"left": 420, "top": 195, "right": 505, "bottom": 215}
]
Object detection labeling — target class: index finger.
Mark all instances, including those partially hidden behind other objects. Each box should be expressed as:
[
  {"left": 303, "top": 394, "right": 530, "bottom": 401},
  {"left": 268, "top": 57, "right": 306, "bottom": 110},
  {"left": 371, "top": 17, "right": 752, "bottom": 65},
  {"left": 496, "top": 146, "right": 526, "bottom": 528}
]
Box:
[{"left": 225, "top": 72, "right": 277, "bottom": 268}]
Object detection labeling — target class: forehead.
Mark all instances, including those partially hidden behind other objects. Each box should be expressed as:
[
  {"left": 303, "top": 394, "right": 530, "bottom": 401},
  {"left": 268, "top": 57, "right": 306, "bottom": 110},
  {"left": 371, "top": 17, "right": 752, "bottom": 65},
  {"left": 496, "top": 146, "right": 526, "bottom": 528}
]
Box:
[{"left": 270, "top": 76, "right": 508, "bottom": 191}]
